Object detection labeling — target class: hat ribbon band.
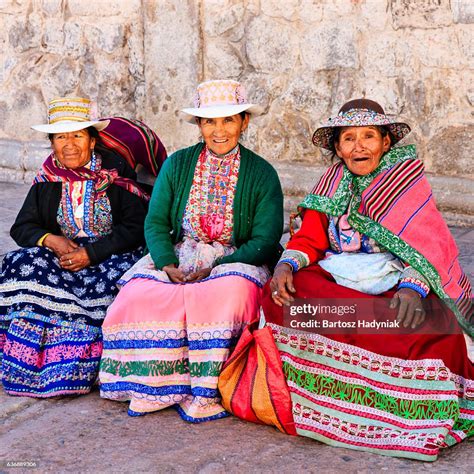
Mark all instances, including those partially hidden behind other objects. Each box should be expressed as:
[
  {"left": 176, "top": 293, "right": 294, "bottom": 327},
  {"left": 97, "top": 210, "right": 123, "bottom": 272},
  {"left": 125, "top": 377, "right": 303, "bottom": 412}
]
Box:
[{"left": 49, "top": 116, "right": 90, "bottom": 124}]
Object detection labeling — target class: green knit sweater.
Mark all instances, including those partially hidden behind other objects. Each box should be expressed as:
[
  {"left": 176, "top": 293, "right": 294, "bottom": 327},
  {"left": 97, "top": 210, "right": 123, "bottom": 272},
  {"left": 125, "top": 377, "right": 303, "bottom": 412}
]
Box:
[{"left": 145, "top": 142, "right": 284, "bottom": 270}]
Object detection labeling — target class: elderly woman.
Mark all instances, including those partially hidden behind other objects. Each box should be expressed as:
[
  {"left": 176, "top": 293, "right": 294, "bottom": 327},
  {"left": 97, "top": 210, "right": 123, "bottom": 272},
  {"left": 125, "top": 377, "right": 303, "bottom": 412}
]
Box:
[
  {"left": 99, "top": 80, "right": 283, "bottom": 422},
  {"left": 226, "top": 99, "right": 473, "bottom": 460},
  {"left": 0, "top": 97, "right": 148, "bottom": 397}
]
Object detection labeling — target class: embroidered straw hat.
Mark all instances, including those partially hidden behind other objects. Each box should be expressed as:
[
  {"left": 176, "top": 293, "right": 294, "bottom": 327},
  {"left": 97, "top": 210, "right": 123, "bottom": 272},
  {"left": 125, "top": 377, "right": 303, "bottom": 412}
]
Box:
[
  {"left": 31, "top": 97, "right": 109, "bottom": 134},
  {"left": 181, "top": 79, "right": 262, "bottom": 123},
  {"left": 312, "top": 98, "right": 411, "bottom": 151}
]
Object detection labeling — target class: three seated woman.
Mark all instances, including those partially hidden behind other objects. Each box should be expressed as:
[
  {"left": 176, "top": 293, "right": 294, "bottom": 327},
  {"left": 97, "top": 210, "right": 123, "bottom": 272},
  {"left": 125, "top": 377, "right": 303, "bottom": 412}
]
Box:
[{"left": 0, "top": 84, "right": 472, "bottom": 461}]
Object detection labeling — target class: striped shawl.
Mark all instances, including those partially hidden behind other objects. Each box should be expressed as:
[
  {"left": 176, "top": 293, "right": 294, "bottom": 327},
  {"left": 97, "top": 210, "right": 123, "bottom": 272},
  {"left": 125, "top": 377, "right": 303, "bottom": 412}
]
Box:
[{"left": 300, "top": 145, "right": 473, "bottom": 336}]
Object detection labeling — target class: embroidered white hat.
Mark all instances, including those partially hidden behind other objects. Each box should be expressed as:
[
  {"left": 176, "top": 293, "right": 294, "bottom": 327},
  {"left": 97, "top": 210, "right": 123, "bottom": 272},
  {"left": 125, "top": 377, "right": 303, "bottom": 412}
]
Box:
[
  {"left": 181, "top": 80, "right": 262, "bottom": 123},
  {"left": 31, "top": 97, "right": 109, "bottom": 134}
]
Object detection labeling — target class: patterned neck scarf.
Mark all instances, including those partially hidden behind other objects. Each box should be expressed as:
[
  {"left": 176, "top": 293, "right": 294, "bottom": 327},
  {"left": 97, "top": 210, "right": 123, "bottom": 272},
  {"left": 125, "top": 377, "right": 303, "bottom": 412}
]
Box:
[{"left": 34, "top": 152, "right": 150, "bottom": 201}]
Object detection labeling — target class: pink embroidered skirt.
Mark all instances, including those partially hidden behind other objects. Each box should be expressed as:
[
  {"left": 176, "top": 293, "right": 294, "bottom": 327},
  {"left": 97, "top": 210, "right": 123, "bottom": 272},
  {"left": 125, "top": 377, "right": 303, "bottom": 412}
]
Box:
[{"left": 99, "top": 266, "right": 263, "bottom": 422}]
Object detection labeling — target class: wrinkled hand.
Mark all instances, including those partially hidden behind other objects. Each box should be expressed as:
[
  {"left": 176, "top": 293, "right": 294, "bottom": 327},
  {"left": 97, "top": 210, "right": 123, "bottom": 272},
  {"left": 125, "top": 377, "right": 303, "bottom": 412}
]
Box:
[
  {"left": 163, "top": 264, "right": 186, "bottom": 283},
  {"left": 185, "top": 268, "right": 211, "bottom": 282},
  {"left": 59, "top": 247, "right": 91, "bottom": 272},
  {"left": 270, "top": 263, "right": 296, "bottom": 307},
  {"left": 390, "top": 288, "right": 426, "bottom": 329},
  {"left": 43, "top": 234, "right": 78, "bottom": 258}
]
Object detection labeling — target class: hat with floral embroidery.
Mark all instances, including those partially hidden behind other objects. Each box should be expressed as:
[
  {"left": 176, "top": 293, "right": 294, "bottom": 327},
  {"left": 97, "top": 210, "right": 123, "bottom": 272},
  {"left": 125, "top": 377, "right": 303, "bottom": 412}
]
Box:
[
  {"left": 312, "top": 99, "right": 411, "bottom": 151},
  {"left": 181, "top": 79, "right": 262, "bottom": 123}
]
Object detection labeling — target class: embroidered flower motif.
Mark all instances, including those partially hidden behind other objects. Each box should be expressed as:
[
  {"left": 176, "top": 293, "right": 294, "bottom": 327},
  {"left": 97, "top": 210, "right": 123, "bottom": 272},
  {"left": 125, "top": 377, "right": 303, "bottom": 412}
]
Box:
[
  {"left": 61, "top": 272, "right": 75, "bottom": 281},
  {"left": 19, "top": 264, "right": 35, "bottom": 277},
  {"left": 47, "top": 274, "right": 60, "bottom": 285},
  {"left": 107, "top": 269, "right": 120, "bottom": 280},
  {"left": 34, "top": 257, "right": 48, "bottom": 268},
  {"left": 73, "top": 286, "right": 87, "bottom": 297}
]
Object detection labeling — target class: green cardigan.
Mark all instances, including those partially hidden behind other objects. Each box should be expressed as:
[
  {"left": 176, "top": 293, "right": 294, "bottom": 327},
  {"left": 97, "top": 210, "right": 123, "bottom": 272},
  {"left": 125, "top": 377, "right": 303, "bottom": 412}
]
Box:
[{"left": 145, "top": 142, "right": 284, "bottom": 270}]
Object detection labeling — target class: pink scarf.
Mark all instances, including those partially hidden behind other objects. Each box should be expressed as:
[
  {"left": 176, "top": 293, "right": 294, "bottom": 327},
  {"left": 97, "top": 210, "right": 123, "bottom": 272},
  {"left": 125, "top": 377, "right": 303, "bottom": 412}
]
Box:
[{"left": 34, "top": 152, "right": 150, "bottom": 201}]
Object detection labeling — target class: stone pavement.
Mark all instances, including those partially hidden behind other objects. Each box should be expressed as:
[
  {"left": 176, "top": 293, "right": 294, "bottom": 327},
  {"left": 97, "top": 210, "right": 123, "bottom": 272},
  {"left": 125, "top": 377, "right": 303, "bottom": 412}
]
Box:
[{"left": 0, "top": 182, "right": 473, "bottom": 473}]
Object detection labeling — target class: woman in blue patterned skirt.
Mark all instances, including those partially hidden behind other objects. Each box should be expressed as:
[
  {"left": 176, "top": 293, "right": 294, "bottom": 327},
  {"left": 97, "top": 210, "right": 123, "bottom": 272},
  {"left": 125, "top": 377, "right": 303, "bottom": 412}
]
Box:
[{"left": 0, "top": 97, "right": 148, "bottom": 397}]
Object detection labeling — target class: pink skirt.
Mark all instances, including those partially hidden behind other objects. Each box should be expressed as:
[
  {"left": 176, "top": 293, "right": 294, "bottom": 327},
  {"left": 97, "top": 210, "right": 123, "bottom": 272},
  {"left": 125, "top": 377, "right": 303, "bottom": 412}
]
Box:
[{"left": 99, "top": 274, "right": 261, "bottom": 422}]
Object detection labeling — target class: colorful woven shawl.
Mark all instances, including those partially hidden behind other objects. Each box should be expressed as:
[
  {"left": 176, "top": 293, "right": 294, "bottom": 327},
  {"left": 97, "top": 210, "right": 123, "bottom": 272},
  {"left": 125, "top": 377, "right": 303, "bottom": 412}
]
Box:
[
  {"left": 34, "top": 153, "right": 150, "bottom": 201},
  {"left": 98, "top": 117, "right": 167, "bottom": 177},
  {"left": 299, "top": 145, "right": 473, "bottom": 336}
]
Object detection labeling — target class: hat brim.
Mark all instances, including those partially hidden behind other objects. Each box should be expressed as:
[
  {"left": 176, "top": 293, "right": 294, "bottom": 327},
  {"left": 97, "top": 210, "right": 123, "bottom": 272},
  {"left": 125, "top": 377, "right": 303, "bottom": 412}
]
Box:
[
  {"left": 312, "top": 121, "right": 411, "bottom": 150},
  {"left": 31, "top": 119, "right": 110, "bottom": 134},
  {"left": 181, "top": 104, "right": 262, "bottom": 124}
]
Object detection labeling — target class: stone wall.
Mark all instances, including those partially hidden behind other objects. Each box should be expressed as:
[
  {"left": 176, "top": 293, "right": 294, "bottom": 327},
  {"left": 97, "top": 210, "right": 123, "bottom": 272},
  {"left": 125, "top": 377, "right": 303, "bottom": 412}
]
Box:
[{"left": 0, "top": 0, "right": 473, "bottom": 221}]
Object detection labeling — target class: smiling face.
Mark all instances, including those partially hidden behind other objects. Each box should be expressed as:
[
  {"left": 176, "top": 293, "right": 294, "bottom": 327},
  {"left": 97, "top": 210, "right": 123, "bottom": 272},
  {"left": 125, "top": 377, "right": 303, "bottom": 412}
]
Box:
[
  {"left": 197, "top": 113, "right": 250, "bottom": 155},
  {"left": 51, "top": 129, "right": 95, "bottom": 169},
  {"left": 334, "top": 126, "right": 391, "bottom": 176}
]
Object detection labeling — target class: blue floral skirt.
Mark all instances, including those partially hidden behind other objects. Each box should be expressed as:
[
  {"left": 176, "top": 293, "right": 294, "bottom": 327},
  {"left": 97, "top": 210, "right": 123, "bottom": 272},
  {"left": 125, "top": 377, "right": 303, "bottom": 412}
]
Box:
[{"left": 0, "top": 242, "right": 142, "bottom": 397}]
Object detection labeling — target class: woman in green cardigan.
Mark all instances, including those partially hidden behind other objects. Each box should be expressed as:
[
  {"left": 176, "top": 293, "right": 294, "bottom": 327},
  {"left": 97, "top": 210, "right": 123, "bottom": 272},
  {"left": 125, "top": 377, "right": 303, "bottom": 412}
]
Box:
[{"left": 99, "top": 80, "right": 284, "bottom": 422}]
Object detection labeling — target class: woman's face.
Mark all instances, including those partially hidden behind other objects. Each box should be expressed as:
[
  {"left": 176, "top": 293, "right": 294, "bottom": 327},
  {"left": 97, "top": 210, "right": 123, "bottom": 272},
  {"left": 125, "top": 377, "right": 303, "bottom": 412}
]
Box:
[
  {"left": 51, "top": 129, "right": 95, "bottom": 169},
  {"left": 335, "top": 126, "right": 391, "bottom": 176},
  {"left": 198, "top": 113, "right": 249, "bottom": 155}
]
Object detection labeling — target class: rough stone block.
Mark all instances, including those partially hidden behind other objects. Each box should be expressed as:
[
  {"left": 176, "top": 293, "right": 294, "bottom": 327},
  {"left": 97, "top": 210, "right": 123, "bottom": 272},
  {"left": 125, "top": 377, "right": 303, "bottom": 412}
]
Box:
[
  {"left": 410, "top": 29, "right": 464, "bottom": 69},
  {"left": 0, "top": 140, "right": 22, "bottom": 169},
  {"left": 285, "top": 112, "right": 314, "bottom": 161},
  {"left": 8, "top": 14, "right": 43, "bottom": 52},
  {"left": 6, "top": 89, "right": 45, "bottom": 142},
  {"left": 67, "top": 0, "right": 141, "bottom": 17},
  {"left": 203, "top": 0, "right": 244, "bottom": 37},
  {"left": 300, "top": 23, "right": 358, "bottom": 71},
  {"left": 363, "top": 33, "right": 398, "bottom": 78},
  {"left": 390, "top": 0, "right": 453, "bottom": 29},
  {"left": 246, "top": 16, "right": 298, "bottom": 73},
  {"left": 428, "top": 125, "right": 474, "bottom": 176},
  {"left": 41, "top": 0, "right": 64, "bottom": 16},
  {"left": 23, "top": 141, "right": 50, "bottom": 171},
  {"left": 298, "top": 0, "right": 324, "bottom": 23},
  {"left": 91, "top": 23, "right": 125, "bottom": 54},
  {"left": 358, "top": 78, "right": 402, "bottom": 115},
  {"left": 456, "top": 27, "right": 474, "bottom": 68},
  {"left": 279, "top": 74, "right": 332, "bottom": 114},
  {"left": 0, "top": 0, "right": 23, "bottom": 13},
  {"left": 467, "top": 90, "right": 474, "bottom": 106},
  {"left": 63, "top": 21, "right": 85, "bottom": 55},
  {"left": 0, "top": 55, "right": 17, "bottom": 83},
  {"left": 452, "top": 0, "right": 474, "bottom": 23},
  {"left": 360, "top": 0, "right": 390, "bottom": 30},
  {"left": 41, "top": 58, "right": 81, "bottom": 101},
  {"left": 205, "top": 40, "right": 244, "bottom": 79},
  {"left": 42, "top": 19, "right": 66, "bottom": 52},
  {"left": 256, "top": 115, "right": 287, "bottom": 161},
  {"left": 322, "top": 0, "right": 357, "bottom": 18},
  {"left": 261, "top": 0, "right": 301, "bottom": 20},
  {"left": 0, "top": 167, "right": 24, "bottom": 182},
  {"left": 244, "top": 72, "right": 286, "bottom": 115}
]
